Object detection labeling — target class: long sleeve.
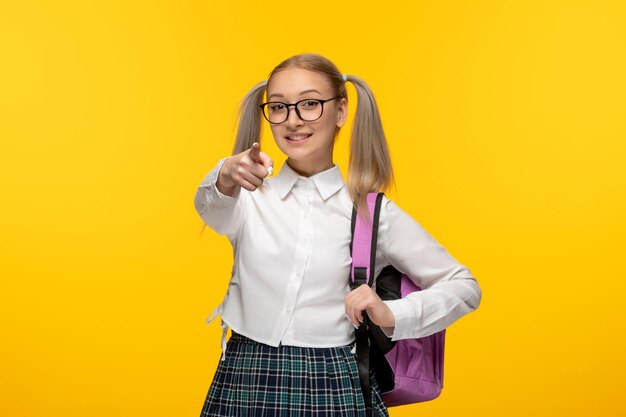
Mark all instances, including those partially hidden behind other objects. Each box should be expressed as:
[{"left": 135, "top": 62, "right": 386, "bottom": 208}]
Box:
[
  {"left": 377, "top": 197, "right": 482, "bottom": 341},
  {"left": 194, "top": 156, "right": 246, "bottom": 242}
]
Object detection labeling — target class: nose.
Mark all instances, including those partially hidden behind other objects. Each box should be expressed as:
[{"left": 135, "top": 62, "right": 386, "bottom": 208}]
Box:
[{"left": 285, "top": 105, "right": 304, "bottom": 129}]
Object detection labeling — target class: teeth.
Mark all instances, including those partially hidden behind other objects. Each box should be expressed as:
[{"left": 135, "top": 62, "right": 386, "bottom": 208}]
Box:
[{"left": 288, "top": 134, "right": 310, "bottom": 141}]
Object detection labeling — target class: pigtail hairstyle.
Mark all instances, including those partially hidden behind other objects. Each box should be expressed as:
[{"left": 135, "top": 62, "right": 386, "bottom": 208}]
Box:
[
  {"left": 198, "top": 80, "right": 267, "bottom": 238},
  {"left": 344, "top": 74, "right": 395, "bottom": 222},
  {"left": 232, "top": 80, "right": 268, "bottom": 155}
]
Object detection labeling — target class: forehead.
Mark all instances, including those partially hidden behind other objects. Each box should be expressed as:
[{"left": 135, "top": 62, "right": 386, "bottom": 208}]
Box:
[{"left": 267, "top": 67, "right": 333, "bottom": 99}]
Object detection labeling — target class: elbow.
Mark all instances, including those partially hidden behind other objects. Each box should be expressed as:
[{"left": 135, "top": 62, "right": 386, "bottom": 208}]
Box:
[
  {"left": 466, "top": 278, "right": 482, "bottom": 311},
  {"left": 194, "top": 187, "right": 208, "bottom": 217},
  {"left": 193, "top": 186, "right": 238, "bottom": 237},
  {"left": 194, "top": 187, "right": 219, "bottom": 232}
]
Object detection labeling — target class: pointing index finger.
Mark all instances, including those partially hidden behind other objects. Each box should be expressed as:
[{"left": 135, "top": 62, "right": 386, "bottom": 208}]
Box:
[{"left": 249, "top": 142, "right": 261, "bottom": 162}]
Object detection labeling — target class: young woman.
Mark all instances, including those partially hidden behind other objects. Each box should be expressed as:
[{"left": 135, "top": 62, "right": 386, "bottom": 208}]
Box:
[{"left": 194, "top": 53, "right": 482, "bottom": 417}]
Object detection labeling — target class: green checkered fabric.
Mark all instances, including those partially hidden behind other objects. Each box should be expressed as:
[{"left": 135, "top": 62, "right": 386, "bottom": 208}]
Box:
[{"left": 200, "top": 331, "right": 389, "bottom": 416}]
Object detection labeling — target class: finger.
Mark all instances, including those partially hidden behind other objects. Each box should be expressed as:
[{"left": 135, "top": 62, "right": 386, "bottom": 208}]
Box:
[
  {"left": 345, "top": 304, "right": 359, "bottom": 328},
  {"left": 239, "top": 168, "right": 264, "bottom": 188},
  {"left": 247, "top": 143, "right": 273, "bottom": 177},
  {"left": 353, "top": 295, "right": 370, "bottom": 324},
  {"left": 357, "top": 310, "right": 364, "bottom": 323},
  {"left": 245, "top": 160, "right": 269, "bottom": 183},
  {"left": 231, "top": 159, "right": 259, "bottom": 183},
  {"left": 349, "top": 312, "right": 361, "bottom": 328},
  {"left": 231, "top": 163, "right": 263, "bottom": 189},
  {"left": 344, "top": 289, "right": 361, "bottom": 326},
  {"left": 237, "top": 176, "right": 260, "bottom": 192},
  {"left": 345, "top": 298, "right": 365, "bottom": 328},
  {"left": 258, "top": 151, "right": 274, "bottom": 176},
  {"left": 345, "top": 313, "right": 359, "bottom": 329},
  {"left": 249, "top": 142, "right": 261, "bottom": 163}
]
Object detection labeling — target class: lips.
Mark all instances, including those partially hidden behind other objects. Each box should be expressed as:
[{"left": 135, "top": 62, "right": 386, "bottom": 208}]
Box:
[{"left": 286, "top": 133, "right": 312, "bottom": 141}]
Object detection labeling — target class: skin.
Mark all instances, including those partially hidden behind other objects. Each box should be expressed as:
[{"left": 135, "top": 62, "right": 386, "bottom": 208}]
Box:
[
  {"left": 216, "top": 66, "right": 395, "bottom": 331},
  {"left": 265, "top": 67, "right": 346, "bottom": 177}
]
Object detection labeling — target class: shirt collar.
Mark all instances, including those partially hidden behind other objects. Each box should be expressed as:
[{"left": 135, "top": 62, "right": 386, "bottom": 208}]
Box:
[{"left": 272, "top": 161, "right": 345, "bottom": 201}]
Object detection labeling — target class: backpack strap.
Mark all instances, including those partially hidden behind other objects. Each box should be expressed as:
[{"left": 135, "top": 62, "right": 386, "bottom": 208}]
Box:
[
  {"left": 350, "top": 192, "right": 384, "bottom": 414},
  {"left": 350, "top": 193, "right": 384, "bottom": 287}
]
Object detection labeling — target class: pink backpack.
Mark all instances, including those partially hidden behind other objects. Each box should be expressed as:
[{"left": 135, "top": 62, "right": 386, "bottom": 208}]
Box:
[{"left": 350, "top": 192, "right": 446, "bottom": 410}]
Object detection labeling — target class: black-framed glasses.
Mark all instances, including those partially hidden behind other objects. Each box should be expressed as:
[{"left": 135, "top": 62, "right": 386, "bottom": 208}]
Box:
[{"left": 259, "top": 96, "right": 342, "bottom": 124}]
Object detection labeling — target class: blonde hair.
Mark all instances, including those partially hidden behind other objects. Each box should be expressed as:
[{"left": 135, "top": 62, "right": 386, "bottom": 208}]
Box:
[{"left": 199, "top": 53, "right": 395, "bottom": 237}]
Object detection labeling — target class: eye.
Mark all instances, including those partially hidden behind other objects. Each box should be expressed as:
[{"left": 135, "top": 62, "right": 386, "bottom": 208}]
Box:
[
  {"left": 300, "top": 100, "right": 320, "bottom": 110},
  {"left": 269, "top": 103, "right": 286, "bottom": 112}
]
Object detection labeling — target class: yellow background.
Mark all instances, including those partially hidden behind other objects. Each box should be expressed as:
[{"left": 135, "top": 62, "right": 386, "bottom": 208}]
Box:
[{"left": 1, "top": 1, "right": 625, "bottom": 416}]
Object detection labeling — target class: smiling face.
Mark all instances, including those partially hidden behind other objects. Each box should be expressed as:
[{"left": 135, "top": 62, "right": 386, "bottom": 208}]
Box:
[{"left": 265, "top": 67, "right": 347, "bottom": 177}]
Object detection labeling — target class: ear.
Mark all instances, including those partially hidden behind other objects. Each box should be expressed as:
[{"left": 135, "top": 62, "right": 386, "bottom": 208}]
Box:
[{"left": 336, "top": 97, "right": 348, "bottom": 128}]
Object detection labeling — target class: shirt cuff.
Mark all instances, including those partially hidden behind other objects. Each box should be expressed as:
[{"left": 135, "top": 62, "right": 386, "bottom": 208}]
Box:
[{"left": 382, "top": 297, "right": 421, "bottom": 341}]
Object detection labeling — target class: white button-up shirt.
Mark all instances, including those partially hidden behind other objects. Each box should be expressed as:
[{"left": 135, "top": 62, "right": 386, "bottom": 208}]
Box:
[{"left": 195, "top": 157, "right": 482, "bottom": 358}]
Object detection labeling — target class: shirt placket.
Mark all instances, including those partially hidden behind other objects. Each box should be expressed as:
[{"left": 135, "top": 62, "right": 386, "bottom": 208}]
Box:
[{"left": 272, "top": 179, "right": 314, "bottom": 344}]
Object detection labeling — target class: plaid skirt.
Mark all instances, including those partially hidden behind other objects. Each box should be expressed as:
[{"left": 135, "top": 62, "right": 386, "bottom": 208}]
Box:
[{"left": 200, "top": 331, "right": 389, "bottom": 417}]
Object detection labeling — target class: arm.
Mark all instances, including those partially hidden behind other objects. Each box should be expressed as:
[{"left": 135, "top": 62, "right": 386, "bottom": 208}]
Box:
[
  {"left": 194, "top": 156, "right": 246, "bottom": 242},
  {"left": 194, "top": 142, "right": 272, "bottom": 242},
  {"left": 377, "top": 197, "right": 482, "bottom": 341}
]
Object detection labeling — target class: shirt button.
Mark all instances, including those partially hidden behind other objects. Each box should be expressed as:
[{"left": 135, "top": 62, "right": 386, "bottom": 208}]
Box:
[{"left": 286, "top": 305, "right": 291, "bottom": 313}]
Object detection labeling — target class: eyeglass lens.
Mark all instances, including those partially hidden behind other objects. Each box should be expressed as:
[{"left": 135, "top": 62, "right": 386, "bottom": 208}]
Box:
[{"left": 264, "top": 100, "right": 323, "bottom": 123}]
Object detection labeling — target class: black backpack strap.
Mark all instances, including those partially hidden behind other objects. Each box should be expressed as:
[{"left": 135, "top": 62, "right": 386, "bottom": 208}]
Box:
[{"left": 349, "top": 192, "right": 385, "bottom": 413}]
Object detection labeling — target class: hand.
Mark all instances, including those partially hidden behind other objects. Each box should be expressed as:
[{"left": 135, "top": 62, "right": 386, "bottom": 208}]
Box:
[
  {"left": 218, "top": 142, "right": 274, "bottom": 194},
  {"left": 344, "top": 284, "right": 395, "bottom": 328}
]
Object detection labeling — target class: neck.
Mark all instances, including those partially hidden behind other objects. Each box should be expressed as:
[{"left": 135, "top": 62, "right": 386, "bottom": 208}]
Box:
[{"left": 286, "top": 158, "right": 334, "bottom": 177}]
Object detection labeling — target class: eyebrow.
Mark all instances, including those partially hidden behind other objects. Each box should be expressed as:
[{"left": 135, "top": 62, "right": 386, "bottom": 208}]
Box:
[{"left": 267, "top": 89, "right": 322, "bottom": 100}]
